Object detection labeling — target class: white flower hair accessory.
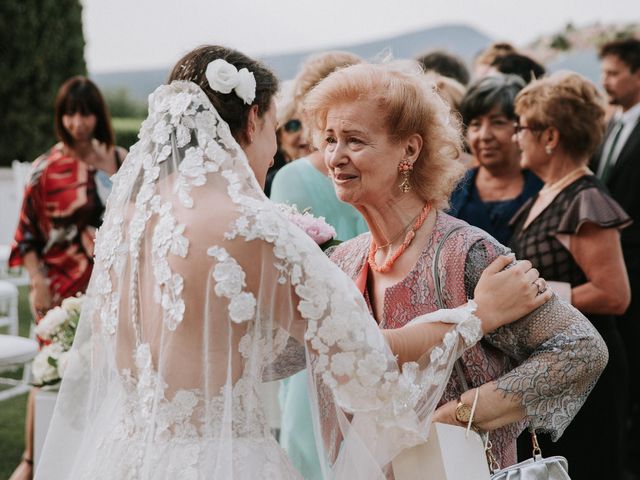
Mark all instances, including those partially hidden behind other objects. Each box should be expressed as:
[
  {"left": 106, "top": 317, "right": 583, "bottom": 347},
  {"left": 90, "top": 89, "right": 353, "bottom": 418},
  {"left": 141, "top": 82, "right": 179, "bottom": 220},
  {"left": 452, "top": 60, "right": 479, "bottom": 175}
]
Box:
[{"left": 205, "top": 59, "right": 256, "bottom": 105}]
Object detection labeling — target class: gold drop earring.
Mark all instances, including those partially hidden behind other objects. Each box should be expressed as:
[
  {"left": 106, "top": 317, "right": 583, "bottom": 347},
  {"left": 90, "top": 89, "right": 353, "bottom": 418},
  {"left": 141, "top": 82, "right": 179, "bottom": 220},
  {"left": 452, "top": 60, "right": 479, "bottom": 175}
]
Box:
[{"left": 398, "top": 160, "right": 413, "bottom": 193}]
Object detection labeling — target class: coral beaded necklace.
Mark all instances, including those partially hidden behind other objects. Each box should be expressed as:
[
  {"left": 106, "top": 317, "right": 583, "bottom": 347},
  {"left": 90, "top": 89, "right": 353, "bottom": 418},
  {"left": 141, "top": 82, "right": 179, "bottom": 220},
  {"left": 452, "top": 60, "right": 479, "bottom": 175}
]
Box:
[{"left": 367, "top": 202, "right": 432, "bottom": 273}]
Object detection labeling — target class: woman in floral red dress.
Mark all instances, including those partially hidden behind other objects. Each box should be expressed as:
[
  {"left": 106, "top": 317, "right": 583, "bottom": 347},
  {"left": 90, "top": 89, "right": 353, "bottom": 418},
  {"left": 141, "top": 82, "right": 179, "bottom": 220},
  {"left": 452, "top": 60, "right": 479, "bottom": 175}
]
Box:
[{"left": 8, "top": 76, "right": 125, "bottom": 480}]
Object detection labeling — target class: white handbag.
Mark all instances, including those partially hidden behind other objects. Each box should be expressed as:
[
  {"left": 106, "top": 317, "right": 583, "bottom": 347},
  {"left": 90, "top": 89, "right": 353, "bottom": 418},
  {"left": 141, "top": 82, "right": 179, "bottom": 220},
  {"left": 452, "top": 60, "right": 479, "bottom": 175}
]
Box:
[
  {"left": 392, "top": 422, "right": 491, "bottom": 480},
  {"left": 393, "top": 225, "right": 491, "bottom": 480}
]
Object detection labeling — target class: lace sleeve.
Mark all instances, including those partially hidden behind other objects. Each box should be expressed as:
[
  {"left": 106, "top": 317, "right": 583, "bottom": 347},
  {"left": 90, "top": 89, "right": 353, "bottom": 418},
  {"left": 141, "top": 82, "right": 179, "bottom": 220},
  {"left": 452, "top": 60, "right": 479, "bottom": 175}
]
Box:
[
  {"left": 262, "top": 336, "right": 306, "bottom": 382},
  {"left": 464, "top": 239, "right": 608, "bottom": 440}
]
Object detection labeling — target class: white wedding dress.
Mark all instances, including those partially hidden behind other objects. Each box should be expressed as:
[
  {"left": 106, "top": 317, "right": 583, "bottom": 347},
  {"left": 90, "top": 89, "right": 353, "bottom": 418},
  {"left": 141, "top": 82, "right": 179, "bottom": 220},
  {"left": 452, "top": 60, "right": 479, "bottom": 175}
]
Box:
[{"left": 35, "top": 81, "right": 482, "bottom": 479}]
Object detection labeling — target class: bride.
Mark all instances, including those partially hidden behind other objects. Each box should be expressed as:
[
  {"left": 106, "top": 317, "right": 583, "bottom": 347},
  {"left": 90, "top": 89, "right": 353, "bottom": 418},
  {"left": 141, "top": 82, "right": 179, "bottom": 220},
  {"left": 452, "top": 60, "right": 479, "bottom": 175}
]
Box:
[{"left": 35, "top": 46, "right": 550, "bottom": 479}]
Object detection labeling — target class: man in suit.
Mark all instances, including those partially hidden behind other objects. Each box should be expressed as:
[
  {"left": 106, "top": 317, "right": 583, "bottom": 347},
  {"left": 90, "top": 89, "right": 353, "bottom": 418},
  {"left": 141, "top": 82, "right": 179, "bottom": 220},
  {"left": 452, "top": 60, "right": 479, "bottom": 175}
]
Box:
[{"left": 592, "top": 38, "right": 640, "bottom": 478}]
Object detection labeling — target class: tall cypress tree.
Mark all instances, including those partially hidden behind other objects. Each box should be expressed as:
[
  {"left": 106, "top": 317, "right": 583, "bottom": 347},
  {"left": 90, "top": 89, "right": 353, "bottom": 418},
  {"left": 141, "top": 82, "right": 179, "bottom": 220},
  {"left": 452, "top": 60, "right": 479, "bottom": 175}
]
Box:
[{"left": 0, "top": 0, "right": 86, "bottom": 166}]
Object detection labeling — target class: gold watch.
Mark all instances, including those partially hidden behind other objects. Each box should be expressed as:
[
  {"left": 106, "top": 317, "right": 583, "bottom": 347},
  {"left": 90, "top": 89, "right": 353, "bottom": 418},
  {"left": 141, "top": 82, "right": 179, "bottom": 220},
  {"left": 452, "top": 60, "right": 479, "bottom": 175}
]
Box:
[{"left": 455, "top": 397, "right": 473, "bottom": 424}]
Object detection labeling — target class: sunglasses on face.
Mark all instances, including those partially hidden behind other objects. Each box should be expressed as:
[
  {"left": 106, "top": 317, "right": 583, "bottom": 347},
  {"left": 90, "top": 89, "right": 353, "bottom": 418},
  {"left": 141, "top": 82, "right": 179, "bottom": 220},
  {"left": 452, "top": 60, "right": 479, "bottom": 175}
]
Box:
[{"left": 283, "top": 119, "right": 302, "bottom": 133}]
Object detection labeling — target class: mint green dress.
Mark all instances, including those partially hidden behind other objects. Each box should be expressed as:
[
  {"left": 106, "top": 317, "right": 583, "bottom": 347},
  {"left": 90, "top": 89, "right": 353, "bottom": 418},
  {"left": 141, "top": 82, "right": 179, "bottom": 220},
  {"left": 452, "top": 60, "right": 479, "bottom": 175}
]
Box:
[{"left": 270, "top": 157, "right": 368, "bottom": 479}]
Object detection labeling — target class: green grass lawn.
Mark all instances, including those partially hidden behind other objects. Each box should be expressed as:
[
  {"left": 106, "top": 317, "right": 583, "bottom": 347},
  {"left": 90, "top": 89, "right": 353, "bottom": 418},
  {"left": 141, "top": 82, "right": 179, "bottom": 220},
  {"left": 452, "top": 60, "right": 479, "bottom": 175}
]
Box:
[
  {"left": 113, "top": 116, "right": 144, "bottom": 150},
  {"left": 112, "top": 116, "right": 143, "bottom": 131},
  {"left": 0, "top": 286, "right": 34, "bottom": 478}
]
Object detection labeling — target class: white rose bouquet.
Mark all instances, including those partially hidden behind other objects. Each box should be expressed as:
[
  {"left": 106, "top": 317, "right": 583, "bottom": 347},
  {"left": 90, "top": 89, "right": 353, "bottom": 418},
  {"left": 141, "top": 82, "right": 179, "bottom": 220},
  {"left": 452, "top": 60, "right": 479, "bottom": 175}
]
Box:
[{"left": 32, "top": 295, "right": 84, "bottom": 387}]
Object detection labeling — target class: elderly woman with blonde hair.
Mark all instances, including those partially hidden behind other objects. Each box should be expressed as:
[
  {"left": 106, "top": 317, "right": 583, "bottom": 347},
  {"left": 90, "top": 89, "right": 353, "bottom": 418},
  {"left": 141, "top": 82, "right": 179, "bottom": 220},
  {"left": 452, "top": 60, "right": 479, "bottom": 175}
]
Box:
[
  {"left": 510, "top": 71, "right": 631, "bottom": 479},
  {"left": 305, "top": 61, "right": 609, "bottom": 470}
]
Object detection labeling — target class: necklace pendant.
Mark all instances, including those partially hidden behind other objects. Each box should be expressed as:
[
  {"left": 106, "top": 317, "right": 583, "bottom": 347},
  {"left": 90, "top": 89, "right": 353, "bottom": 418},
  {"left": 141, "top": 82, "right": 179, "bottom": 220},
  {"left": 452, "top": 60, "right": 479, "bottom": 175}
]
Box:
[{"left": 367, "top": 202, "right": 431, "bottom": 273}]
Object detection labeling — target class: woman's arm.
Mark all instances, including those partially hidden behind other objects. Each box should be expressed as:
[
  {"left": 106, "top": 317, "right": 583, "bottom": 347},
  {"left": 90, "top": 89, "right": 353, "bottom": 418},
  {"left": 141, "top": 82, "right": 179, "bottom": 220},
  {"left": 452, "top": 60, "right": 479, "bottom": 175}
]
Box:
[
  {"left": 434, "top": 239, "right": 608, "bottom": 439},
  {"left": 10, "top": 169, "right": 52, "bottom": 316},
  {"left": 24, "top": 250, "right": 52, "bottom": 316},
  {"left": 436, "top": 295, "right": 608, "bottom": 435},
  {"left": 384, "top": 255, "right": 551, "bottom": 365},
  {"left": 569, "top": 222, "right": 630, "bottom": 315},
  {"left": 445, "top": 239, "right": 608, "bottom": 438},
  {"left": 433, "top": 380, "right": 525, "bottom": 431}
]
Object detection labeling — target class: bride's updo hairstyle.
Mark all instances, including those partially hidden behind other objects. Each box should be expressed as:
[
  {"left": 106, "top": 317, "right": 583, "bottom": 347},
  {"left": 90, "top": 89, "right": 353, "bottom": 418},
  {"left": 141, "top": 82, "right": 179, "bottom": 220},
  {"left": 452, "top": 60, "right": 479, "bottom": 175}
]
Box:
[
  {"left": 169, "top": 45, "right": 279, "bottom": 141},
  {"left": 305, "top": 61, "right": 465, "bottom": 209}
]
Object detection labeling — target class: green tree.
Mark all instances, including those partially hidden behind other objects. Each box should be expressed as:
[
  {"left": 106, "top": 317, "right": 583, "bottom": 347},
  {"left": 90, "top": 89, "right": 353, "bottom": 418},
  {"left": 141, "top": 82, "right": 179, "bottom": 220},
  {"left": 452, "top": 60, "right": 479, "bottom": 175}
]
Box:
[
  {"left": 0, "top": 0, "right": 86, "bottom": 166},
  {"left": 550, "top": 34, "right": 571, "bottom": 51}
]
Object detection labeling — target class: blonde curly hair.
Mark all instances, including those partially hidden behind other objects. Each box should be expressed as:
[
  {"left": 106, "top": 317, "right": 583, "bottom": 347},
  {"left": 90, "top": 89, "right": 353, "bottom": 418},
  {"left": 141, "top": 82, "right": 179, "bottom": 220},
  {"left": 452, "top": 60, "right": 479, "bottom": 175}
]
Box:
[{"left": 304, "top": 61, "right": 465, "bottom": 209}]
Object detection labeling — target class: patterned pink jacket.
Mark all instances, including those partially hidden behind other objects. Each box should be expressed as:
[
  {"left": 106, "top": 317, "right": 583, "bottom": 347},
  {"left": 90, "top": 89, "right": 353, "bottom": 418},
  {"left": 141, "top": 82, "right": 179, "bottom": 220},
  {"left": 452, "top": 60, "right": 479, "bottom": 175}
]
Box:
[{"left": 330, "top": 211, "right": 607, "bottom": 468}]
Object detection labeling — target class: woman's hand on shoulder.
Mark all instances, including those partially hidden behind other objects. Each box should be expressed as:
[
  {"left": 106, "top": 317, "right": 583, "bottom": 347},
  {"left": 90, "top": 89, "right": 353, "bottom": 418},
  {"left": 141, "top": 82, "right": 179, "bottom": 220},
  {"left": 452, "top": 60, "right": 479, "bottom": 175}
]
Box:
[{"left": 474, "top": 255, "right": 552, "bottom": 334}]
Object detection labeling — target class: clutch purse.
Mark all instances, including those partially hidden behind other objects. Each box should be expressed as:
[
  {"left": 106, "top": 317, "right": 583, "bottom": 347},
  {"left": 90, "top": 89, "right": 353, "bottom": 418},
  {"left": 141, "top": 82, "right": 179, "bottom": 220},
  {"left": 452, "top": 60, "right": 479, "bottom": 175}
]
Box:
[
  {"left": 490, "top": 431, "right": 570, "bottom": 480},
  {"left": 491, "top": 454, "right": 570, "bottom": 480}
]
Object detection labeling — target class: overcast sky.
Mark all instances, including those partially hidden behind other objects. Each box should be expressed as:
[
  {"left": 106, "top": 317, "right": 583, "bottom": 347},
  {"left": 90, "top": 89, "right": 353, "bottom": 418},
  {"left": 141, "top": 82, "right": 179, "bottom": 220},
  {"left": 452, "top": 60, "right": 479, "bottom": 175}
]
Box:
[{"left": 83, "top": 0, "right": 638, "bottom": 73}]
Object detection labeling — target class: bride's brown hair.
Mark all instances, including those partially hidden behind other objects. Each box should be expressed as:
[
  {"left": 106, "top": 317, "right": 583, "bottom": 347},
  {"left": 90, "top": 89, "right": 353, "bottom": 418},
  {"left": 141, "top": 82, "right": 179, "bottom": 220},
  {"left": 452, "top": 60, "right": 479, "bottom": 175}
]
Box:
[{"left": 169, "top": 45, "right": 279, "bottom": 141}]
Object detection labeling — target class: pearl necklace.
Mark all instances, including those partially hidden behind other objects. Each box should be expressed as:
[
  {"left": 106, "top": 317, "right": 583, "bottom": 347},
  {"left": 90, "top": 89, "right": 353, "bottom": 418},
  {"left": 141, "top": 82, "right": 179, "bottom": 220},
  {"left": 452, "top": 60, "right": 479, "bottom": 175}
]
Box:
[
  {"left": 538, "top": 166, "right": 591, "bottom": 196},
  {"left": 368, "top": 202, "right": 432, "bottom": 273}
]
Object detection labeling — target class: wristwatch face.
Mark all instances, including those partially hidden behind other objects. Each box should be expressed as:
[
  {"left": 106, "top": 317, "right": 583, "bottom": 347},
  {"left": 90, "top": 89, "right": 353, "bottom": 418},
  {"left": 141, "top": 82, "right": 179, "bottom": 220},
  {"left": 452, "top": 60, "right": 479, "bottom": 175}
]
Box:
[{"left": 455, "top": 402, "right": 472, "bottom": 423}]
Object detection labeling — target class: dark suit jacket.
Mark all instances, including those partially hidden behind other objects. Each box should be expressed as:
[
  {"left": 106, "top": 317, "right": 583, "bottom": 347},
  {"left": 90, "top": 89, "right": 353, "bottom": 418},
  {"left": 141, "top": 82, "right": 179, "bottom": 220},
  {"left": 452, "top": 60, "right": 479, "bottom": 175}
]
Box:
[{"left": 591, "top": 117, "right": 640, "bottom": 271}]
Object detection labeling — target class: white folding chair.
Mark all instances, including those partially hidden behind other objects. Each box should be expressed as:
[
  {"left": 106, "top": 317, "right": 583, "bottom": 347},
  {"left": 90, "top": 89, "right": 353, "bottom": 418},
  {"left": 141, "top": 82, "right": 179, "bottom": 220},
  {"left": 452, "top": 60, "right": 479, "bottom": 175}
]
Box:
[
  {"left": 0, "top": 280, "right": 19, "bottom": 336},
  {"left": 0, "top": 331, "right": 38, "bottom": 402},
  {"left": 1, "top": 160, "right": 33, "bottom": 285}
]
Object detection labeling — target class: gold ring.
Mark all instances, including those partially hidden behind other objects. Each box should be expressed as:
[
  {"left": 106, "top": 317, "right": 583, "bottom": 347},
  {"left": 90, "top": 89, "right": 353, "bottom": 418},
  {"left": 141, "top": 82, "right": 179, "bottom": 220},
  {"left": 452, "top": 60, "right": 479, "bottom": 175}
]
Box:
[{"left": 535, "top": 278, "right": 547, "bottom": 295}]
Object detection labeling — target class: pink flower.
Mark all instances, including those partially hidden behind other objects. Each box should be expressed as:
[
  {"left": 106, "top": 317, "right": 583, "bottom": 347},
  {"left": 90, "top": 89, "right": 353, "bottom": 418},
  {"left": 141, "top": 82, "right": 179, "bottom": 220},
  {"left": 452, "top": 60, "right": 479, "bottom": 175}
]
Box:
[{"left": 276, "top": 204, "right": 337, "bottom": 246}]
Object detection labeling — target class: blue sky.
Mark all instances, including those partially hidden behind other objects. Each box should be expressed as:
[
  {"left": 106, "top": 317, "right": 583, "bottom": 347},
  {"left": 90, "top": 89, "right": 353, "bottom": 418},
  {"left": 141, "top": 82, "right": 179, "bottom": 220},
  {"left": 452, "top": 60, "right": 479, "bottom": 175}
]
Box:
[{"left": 83, "top": 0, "right": 638, "bottom": 72}]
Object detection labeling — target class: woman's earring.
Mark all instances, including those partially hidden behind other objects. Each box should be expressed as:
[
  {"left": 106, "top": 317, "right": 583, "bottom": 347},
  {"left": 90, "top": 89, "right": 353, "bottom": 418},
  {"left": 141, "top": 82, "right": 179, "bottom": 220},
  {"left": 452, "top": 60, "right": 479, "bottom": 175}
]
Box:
[
  {"left": 545, "top": 145, "right": 553, "bottom": 155},
  {"left": 398, "top": 160, "right": 413, "bottom": 193}
]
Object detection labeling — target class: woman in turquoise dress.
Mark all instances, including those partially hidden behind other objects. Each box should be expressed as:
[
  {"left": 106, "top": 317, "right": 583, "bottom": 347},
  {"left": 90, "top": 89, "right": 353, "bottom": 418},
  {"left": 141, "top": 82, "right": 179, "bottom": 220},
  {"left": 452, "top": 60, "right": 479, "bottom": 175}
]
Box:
[{"left": 270, "top": 51, "right": 366, "bottom": 480}]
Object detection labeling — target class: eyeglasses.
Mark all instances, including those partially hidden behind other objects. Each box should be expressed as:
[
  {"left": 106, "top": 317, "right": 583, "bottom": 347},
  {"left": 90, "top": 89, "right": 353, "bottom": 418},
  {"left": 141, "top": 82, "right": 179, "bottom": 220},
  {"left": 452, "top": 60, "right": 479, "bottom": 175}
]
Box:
[
  {"left": 283, "top": 119, "right": 302, "bottom": 133},
  {"left": 513, "top": 122, "right": 546, "bottom": 135}
]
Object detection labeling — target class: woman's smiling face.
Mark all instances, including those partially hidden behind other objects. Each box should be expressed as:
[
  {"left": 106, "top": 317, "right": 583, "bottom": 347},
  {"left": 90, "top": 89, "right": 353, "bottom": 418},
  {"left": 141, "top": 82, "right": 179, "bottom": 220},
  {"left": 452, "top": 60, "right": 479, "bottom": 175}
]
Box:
[
  {"left": 323, "top": 99, "right": 406, "bottom": 207},
  {"left": 466, "top": 105, "right": 520, "bottom": 172}
]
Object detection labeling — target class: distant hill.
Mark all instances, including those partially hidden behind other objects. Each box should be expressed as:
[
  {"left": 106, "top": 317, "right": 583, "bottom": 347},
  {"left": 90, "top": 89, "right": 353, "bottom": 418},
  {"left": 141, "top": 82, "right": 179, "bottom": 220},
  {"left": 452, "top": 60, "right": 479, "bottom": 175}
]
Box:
[
  {"left": 94, "top": 68, "right": 169, "bottom": 104},
  {"left": 93, "top": 24, "right": 493, "bottom": 102},
  {"left": 261, "top": 24, "right": 492, "bottom": 80},
  {"left": 91, "top": 22, "right": 640, "bottom": 105},
  {"left": 546, "top": 49, "right": 601, "bottom": 82}
]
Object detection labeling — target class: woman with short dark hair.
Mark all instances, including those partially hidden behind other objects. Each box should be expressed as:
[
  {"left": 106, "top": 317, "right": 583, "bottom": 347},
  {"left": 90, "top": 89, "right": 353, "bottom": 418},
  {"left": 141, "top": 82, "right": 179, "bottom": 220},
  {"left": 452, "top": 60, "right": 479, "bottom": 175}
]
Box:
[{"left": 449, "top": 74, "right": 542, "bottom": 245}]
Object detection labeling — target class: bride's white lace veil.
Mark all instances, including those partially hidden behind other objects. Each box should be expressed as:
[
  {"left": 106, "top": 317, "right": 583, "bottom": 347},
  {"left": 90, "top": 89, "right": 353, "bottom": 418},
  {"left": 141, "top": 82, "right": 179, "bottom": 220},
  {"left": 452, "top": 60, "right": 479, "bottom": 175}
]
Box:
[{"left": 35, "top": 46, "right": 479, "bottom": 480}]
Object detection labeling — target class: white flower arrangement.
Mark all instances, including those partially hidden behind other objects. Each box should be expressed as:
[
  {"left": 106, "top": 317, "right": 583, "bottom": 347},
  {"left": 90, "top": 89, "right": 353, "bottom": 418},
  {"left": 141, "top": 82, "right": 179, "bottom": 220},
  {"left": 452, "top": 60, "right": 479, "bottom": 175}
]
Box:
[
  {"left": 205, "top": 59, "right": 256, "bottom": 105},
  {"left": 32, "top": 295, "right": 84, "bottom": 387}
]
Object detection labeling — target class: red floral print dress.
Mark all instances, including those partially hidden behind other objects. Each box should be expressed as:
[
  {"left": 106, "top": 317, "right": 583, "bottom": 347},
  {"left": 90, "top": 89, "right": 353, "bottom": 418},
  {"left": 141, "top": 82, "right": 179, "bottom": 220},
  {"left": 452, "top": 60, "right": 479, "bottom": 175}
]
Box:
[{"left": 10, "top": 145, "right": 105, "bottom": 324}]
